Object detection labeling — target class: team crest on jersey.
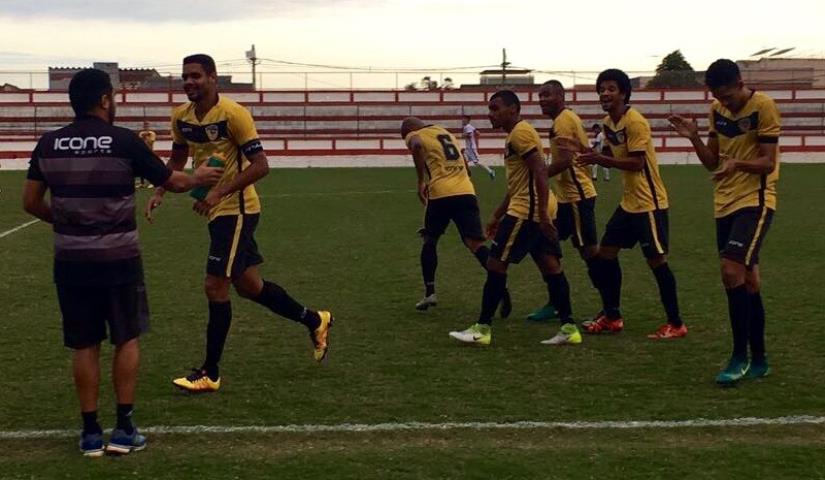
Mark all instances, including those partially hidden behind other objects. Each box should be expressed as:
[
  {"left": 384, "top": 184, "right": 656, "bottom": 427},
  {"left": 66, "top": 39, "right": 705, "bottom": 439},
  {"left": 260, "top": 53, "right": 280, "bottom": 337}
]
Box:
[
  {"left": 205, "top": 124, "right": 220, "bottom": 141},
  {"left": 737, "top": 117, "right": 753, "bottom": 132}
]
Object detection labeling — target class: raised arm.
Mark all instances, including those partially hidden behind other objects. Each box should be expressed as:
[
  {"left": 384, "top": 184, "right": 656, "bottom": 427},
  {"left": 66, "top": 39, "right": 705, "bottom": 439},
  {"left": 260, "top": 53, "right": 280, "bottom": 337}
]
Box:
[{"left": 668, "top": 115, "right": 720, "bottom": 171}]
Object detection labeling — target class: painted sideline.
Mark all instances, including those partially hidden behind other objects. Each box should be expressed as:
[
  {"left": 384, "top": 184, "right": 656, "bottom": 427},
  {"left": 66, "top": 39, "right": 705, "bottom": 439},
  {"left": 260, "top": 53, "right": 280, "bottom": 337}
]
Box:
[
  {"left": 2, "top": 415, "right": 823, "bottom": 440},
  {"left": 0, "top": 219, "right": 39, "bottom": 239}
]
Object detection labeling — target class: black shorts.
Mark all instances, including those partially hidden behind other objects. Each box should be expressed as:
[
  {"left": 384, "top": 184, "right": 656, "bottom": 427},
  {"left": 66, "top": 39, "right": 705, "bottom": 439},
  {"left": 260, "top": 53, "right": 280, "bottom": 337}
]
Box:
[
  {"left": 490, "top": 214, "right": 563, "bottom": 264},
  {"left": 716, "top": 206, "right": 774, "bottom": 267},
  {"left": 601, "top": 207, "right": 669, "bottom": 258},
  {"left": 57, "top": 281, "right": 149, "bottom": 349},
  {"left": 423, "top": 194, "right": 485, "bottom": 241},
  {"left": 557, "top": 197, "right": 598, "bottom": 249},
  {"left": 207, "top": 214, "right": 264, "bottom": 278}
]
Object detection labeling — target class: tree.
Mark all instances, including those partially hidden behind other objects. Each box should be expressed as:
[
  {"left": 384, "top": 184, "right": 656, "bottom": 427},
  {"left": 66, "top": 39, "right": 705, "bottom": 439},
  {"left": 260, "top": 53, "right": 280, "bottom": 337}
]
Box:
[{"left": 647, "top": 50, "right": 701, "bottom": 88}]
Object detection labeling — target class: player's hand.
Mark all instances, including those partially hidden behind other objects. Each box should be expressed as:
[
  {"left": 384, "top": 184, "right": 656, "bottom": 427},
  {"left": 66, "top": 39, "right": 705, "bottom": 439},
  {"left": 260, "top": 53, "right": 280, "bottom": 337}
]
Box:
[
  {"left": 193, "top": 164, "right": 224, "bottom": 186},
  {"left": 417, "top": 182, "right": 428, "bottom": 205},
  {"left": 485, "top": 216, "right": 501, "bottom": 240},
  {"left": 539, "top": 217, "right": 558, "bottom": 242},
  {"left": 555, "top": 136, "right": 589, "bottom": 154},
  {"left": 144, "top": 192, "right": 163, "bottom": 223},
  {"left": 667, "top": 115, "right": 699, "bottom": 139},
  {"left": 576, "top": 152, "right": 602, "bottom": 166},
  {"left": 712, "top": 155, "right": 737, "bottom": 182},
  {"left": 193, "top": 199, "right": 210, "bottom": 216}
]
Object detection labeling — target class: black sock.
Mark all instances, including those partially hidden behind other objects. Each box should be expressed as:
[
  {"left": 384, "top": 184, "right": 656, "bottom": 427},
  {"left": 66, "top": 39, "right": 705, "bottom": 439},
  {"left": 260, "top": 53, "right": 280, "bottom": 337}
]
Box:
[
  {"left": 585, "top": 257, "right": 601, "bottom": 291},
  {"left": 652, "top": 263, "right": 682, "bottom": 327},
  {"left": 599, "top": 258, "right": 623, "bottom": 319},
  {"left": 421, "top": 241, "right": 437, "bottom": 296},
  {"left": 116, "top": 404, "right": 135, "bottom": 435},
  {"left": 252, "top": 280, "right": 321, "bottom": 331},
  {"left": 202, "top": 301, "right": 231, "bottom": 380},
  {"left": 81, "top": 410, "right": 102, "bottom": 435},
  {"left": 473, "top": 245, "right": 490, "bottom": 270},
  {"left": 544, "top": 272, "right": 573, "bottom": 324},
  {"left": 749, "top": 291, "right": 766, "bottom": 361},
  {"left": 726, "top": 285, "right": 750, "bottom": 360},
  {"left": 478, "top": 271, "right": 507, "bottom": 325}
]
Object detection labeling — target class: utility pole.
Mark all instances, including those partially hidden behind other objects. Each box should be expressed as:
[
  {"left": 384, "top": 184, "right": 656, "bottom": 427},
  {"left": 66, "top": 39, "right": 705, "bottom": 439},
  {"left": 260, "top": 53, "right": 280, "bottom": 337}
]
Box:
[
  {"left": 246, "top": 44, "right": 259, "bottom": 90},
  {"left": 501, "top": 48, "right": 510, "bottom": 86}
]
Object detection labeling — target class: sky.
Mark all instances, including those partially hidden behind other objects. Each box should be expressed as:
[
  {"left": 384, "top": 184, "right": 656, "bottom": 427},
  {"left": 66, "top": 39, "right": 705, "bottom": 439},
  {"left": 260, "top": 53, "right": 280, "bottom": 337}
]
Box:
[{"left": 1, "top": 0, "right": 823, "bottom": 89}]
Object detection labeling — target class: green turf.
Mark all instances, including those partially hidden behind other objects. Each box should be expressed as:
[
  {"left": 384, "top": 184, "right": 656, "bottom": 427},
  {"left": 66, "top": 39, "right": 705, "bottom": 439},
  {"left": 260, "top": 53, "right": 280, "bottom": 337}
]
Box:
[{"left": 1, "top": 165, "right": 824, "bottom": 478}]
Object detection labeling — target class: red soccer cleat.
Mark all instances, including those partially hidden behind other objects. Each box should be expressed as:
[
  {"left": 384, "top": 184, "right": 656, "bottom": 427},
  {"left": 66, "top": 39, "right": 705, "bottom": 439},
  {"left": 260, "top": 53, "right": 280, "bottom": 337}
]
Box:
[
  {"left": 582, "top": 313, "right": 624, "bottom": 334},
  {"left": 647, "top": 323, "right": 688, "bottom": 339}
]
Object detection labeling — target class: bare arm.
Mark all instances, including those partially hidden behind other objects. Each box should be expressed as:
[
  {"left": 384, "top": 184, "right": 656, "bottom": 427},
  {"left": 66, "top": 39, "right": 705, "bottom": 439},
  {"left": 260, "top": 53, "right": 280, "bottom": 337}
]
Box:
[
  {"left": 22, "top": 180, "right": 52, "bottom": 223},
  {"left": 524, "top": 149, "right": 551, "bottom": 221},
  {"left": 547, "top": 138, "right": 576, "bottom": 178},
  {"left": 668, "top": 115, "right": 720, "bottom": 171},
  {"left": 733, "top": 142, "right": 777, "bottom": 175},
  {"left": 410, "top": 137, "right": 429, "bottom": 204},
  {"left": 195, "top": 151, "right": 269, "bottom": 216},
  {"left": 154, "top": 147, "right": 190, "bottom": 196}
]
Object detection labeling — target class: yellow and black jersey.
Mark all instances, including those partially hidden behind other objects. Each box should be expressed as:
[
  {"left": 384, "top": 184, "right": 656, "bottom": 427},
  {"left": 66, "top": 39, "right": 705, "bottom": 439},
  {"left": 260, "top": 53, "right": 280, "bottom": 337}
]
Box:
[
  {"left": 603, "top": 107, "right": 669, "bottom": 213},
  {"left": 504, "top": 120, "right": 558, "bottom": 221},
  {"left": 709, "top": 91, "right": 780, "bottom": 218},
  {"left": 549, "top": 109, "right": 596, "bottom": 203},
  {"left": 171, "top": 96, "right": 264, "bottom": 220},
  {"left": 405, "top": 125, "right": 475, "bottom": 200},
  {"left": 138, "top": 130, "right": 156, "bottom": 149}
]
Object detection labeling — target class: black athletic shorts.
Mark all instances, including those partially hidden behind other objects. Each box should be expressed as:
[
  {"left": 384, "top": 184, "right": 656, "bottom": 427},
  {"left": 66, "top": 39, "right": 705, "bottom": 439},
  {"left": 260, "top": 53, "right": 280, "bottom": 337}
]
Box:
[
  {"left": 716, "top": 206, "right": 774, "bottom": 268},
  {"left": 423, "top": 194, "right": 485, "bottom": 241},
  {"left": 57, "top": 281, "right": 149, "bottom": 349},
  {"left": 556, "top": 197, "right": 598, "bottom": 249},
  {"left": 601, "top": 207, "right": 669, "bottom": 258},
  {"left": 490, "top": 214, "right": 563, "bottom": 264},
  {"left": 207, "top": 214, "right": 264, "bottom": 278}
]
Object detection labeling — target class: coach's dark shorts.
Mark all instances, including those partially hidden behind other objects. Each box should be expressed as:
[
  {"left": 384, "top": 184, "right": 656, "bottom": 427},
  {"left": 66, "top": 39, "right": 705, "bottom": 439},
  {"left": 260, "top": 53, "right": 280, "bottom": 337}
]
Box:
[
  {"left": 557, "top": 197, "right": 598, "bottom": 249},
  {"left": 423, "top": 194, "right": 485, "bottom": 241},
  {"left": 57, "top": 282, "right": 149, "bottom": 349},
  {"left": 601, "top": 207, "right": 669, "bottom": 258},
  {"left": 490, "top": 214, "right": 563, "bottom": 264},
  {"left": 207, "top": 214, "right": 264, "bottom": 278},
  {"left": 716, "top": 206, "right": 774, "bottom": 268}
]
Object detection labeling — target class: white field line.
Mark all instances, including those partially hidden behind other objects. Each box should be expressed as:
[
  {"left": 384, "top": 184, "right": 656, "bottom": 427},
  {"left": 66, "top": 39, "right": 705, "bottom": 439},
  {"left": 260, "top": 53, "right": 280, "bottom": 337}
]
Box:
[
  {"left": 259, "top": 189, "right": 415, "bottom": 199},
  {"left": 2, "top": 415, "right": 823, "bottom": 440},
  {"left": 0, "top": 219, "right": 39, "bottom": 239}
]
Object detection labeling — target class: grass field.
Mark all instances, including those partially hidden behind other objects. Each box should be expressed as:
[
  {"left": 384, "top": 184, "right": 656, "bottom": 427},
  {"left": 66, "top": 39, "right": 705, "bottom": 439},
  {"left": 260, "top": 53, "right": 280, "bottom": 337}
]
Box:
[{"left": 1, "top": 165, "right": 824, "bottom": 479}]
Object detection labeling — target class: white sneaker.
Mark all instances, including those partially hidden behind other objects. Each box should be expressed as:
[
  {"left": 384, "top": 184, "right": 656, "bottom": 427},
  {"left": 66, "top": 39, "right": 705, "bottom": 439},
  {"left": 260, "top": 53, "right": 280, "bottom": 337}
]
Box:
[
  {"left": 448, "top": 323, "right": 491, "bottom": 346},
  {"left": 540, "top": 323, "right": 583, "bottom": 345},
  {"left": 415, "top": 294, "right": 437, "bottom": 311}
]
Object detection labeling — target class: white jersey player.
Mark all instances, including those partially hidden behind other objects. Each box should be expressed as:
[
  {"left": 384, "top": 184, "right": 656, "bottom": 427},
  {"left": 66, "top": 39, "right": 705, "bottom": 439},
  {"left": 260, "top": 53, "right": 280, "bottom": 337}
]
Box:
[
  {"left": 590, "top": 124, "right": 610, "bottom": 181},
  {"left": 461, "top": 116, "right": 495, "bottom": 180}
]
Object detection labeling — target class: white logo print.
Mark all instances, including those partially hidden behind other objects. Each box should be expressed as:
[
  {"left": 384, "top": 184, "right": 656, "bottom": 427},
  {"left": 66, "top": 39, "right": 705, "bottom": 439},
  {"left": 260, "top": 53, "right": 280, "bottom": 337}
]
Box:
[{"left": 54, "top": 136, "right": 113, "bottom": 154}]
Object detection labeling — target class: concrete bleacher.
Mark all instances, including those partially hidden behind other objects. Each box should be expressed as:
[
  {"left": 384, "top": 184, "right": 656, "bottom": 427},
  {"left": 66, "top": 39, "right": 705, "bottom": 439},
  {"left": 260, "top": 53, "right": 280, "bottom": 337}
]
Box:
[{"left": 2, "top": 88, "right": 825, "bottom": 166}]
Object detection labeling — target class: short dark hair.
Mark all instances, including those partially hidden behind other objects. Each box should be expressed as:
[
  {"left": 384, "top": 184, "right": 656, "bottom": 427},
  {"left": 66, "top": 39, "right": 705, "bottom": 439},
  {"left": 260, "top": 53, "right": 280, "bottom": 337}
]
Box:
[
  {"left": 462, "top": 114, "right": 471, "bottom": 121},
  {"left": 183, "top": 54, "right": 217, "bottom": 74},
  {"left": 596, "top": 68, "right": 632, "bottom": 103},
  {"left": 705, "top": 59, "right": 741, "bottom": 89},
  {"left": 591, "top": 124, "right": 601, "bottom": 131},
  {"left": 68, "top": 69, "right": 113, "bottom": 116},
  {"left": 542, "top": 79, "right": 565, "bottom": 94},
  {"left": 490, "top": 89, "right": 521, "bottom": 111}
]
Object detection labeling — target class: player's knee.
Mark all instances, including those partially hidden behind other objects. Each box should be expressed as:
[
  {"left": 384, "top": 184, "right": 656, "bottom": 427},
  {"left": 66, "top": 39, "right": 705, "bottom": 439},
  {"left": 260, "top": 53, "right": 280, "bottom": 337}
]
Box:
[
  {"left": 422, "top": 235, "right": 439, "bottom": 247},
  {"left": 542, "top": 256, "right": 562, "bottom": 275},
  {"left": 463, "top": 237, "right": 483, "bottom": 252},
  {"left": 580, "top": 245, "right": 598, "bottom": 261},
  {"left": 646, "top": 255, "right": 667, "bottom": 269},
  {"left": 720, "top": 261, "right": 746, "bottom": 289},
  {"left": 598, "top": 246, "right": 619, "bottom": 260},
  {"left": 486, "top": 257, "right": 507, "bottom": 274},
  {"left": 204, "top": 276, "right": 231, "bottom": 301},
  {"left": 745, "top": 271, "right": 761, "bottom": 293}
]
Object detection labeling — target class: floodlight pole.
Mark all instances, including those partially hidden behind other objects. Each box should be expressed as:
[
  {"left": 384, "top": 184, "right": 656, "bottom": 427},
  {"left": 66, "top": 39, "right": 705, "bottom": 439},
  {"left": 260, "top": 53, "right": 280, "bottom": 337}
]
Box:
[{"left": 246, "top": 44, "right": 259, "bottom": 90}]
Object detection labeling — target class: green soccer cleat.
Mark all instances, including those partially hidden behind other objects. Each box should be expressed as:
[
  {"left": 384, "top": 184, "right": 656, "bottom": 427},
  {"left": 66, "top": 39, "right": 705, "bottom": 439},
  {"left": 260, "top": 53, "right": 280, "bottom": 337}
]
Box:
[
  {"left": 745, "top": 358, "right": 770, "bottom": 379},
  {"left": 715, "top": 357, "right": 750, "bottom": 386},
  {"left": 526, "top": 303, "right": 558, "bottom": 322},
  {"left": 540, "top": 323, "right": 582, "bottom": 346},
  {"left": 448, "top": 323, "right": 491, "bottom": 346}
]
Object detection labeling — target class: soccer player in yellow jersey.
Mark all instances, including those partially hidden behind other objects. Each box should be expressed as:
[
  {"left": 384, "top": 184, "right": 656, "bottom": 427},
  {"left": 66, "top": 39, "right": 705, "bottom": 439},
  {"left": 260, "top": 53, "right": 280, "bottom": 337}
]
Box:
[
  {"left": 563, "top": 69, "right": 686, "bottom": 339},
  {"left": 401, "top": 117, "right": 511, "bottom": 316},
  {"left": 136, "top": 121, "right": 156, "bottom": 188},
  {"left": 449, "top": 90, "right": 579, "bottom": 346},
  {"left": 145, "top": 54, "right": 333, "bottom": 393},
  {"left": 669, "top": 59, "right": 779, "bottom": 384},
  {"left": 527, "top": 80, "right": 601, "bottom": 339}
]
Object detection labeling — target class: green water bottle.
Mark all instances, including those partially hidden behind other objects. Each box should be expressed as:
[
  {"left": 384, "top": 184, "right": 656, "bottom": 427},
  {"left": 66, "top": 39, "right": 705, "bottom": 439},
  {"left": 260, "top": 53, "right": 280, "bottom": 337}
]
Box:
[{"left": 190, "top": 155, "right": 225, "bottom": 200}]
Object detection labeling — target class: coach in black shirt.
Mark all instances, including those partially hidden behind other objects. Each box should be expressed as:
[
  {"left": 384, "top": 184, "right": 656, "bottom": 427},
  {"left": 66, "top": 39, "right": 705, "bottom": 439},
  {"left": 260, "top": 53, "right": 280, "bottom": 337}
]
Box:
[{"left": 22, "top": 69, "right": 222, "bottom": 457}]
